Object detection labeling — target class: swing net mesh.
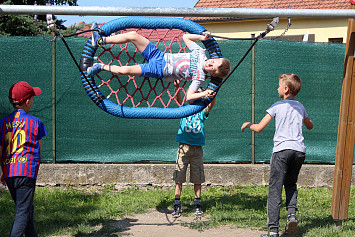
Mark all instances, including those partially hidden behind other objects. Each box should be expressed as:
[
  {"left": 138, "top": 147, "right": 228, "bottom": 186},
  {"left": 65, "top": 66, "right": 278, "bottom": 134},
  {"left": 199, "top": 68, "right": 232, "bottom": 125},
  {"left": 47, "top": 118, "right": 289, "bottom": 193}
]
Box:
[{"left": 93, "top": 28, "right": 190, "bottom": 108}]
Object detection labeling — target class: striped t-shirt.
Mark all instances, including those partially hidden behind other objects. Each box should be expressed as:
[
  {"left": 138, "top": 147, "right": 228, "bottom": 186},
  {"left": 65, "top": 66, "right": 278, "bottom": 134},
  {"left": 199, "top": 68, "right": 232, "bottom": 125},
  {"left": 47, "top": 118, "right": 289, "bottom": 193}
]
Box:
[{"left": 0, "top": 110, "right": 47, "bottom": 178}]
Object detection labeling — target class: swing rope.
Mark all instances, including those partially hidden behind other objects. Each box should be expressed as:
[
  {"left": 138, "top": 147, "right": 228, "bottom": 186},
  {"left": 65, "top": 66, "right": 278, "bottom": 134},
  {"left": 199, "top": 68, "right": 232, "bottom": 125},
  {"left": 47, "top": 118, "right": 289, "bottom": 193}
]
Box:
[{"left": 58, "top": 33, "right": 104, "bottom": 104}]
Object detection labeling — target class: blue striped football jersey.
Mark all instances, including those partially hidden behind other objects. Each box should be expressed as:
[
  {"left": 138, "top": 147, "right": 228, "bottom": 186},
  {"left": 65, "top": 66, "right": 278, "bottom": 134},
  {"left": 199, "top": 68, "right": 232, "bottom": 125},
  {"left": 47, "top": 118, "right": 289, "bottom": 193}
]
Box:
[{"left": 0, "top": 110, "right": 47, "bottom": 178}]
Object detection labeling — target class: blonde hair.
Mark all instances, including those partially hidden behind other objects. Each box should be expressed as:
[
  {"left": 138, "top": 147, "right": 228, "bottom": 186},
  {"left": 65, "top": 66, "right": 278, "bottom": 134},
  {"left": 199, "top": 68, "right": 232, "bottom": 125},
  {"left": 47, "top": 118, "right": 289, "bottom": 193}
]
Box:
[
  {"left": 279, "top": 74, "right": 302, "bottom": 96},
  {"left": 215, "top": 58, "right": 231, "bottom": 78}
]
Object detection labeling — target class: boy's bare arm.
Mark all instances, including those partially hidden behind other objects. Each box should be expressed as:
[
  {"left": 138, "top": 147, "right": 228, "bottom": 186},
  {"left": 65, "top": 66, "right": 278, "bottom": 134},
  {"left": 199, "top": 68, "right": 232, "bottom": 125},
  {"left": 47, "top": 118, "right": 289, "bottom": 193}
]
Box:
[
  {"left": 204, "top": 96, "right": 216, "bottom": 115},
  {"left": 174, "top": 80, "right": 183, "bottom": 105},
  {"left": 183, "top": 32, "right": 211, "bottom": 48},
  {"left": 304, "top": 117, "right": 313, "bottom": 130},
  {"left": 241, "top": 114, "right": 272, "bottom": 133},
  {"left": 186, "top": 89, "right": 215, "bottom": 103}
]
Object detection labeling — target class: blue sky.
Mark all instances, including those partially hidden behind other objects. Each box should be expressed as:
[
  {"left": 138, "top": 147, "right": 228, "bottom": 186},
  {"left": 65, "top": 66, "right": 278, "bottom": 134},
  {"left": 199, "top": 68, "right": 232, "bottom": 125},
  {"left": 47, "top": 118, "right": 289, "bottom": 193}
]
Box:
[{"left": 58, "top": 0, "right": 198, "bottom": 26}]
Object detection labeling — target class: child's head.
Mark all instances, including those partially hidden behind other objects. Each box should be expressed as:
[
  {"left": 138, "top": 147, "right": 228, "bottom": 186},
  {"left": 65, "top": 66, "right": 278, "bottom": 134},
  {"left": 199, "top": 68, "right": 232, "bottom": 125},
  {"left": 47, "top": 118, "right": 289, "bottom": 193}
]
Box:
[
  {"left": 9, "top": 81, "right": 42, "bottom": 110},
  {"left": 204, "top": 58, "right": 231, "bottom": 78},
  {"left": 278, "top": 74, "right": 302, "bottom": 97}
]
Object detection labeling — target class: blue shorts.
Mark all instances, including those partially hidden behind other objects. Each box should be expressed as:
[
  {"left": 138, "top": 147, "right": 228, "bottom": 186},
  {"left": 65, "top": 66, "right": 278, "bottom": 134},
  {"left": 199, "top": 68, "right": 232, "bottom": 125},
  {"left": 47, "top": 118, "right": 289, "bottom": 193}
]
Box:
[{"left": 140, "top": 42, "right": 166, "bottom": 78}]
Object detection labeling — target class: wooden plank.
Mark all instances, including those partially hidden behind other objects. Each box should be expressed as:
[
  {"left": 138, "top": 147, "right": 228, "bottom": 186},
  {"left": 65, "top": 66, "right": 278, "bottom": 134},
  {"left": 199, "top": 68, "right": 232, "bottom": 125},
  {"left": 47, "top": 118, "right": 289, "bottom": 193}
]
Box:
[
  {"left": 331, "top": 13, "right": 355, "bottom": 220},
  {"left": 331, "top": 2, "right": 355, "bottom": 221},
  {"left": 339, "top": 57, "right": 355, "bottom": 218},
  {"left": 331, "top": 56, "right": 353, "bottom": 220}
]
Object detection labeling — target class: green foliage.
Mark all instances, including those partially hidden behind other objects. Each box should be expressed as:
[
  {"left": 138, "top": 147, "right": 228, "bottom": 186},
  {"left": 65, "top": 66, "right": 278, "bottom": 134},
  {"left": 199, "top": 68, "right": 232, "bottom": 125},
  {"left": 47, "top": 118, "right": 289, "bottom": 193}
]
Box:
[
  {"left": 0, "top": 14, "right": 39, "bottom": 36},
  {"left": 0, "top": 0, "right": 79, "bottom": 36},
  {"left": 58, "top": 21, "right": 87, "bottom": 36}
]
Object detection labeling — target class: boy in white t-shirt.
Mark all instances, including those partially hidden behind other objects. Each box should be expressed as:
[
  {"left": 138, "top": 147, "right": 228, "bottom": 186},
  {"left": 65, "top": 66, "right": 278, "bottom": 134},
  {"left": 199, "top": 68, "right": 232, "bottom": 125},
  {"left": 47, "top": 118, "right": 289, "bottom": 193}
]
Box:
[{"left": 241, "top": 74, "right": 313, "bottom": 237}]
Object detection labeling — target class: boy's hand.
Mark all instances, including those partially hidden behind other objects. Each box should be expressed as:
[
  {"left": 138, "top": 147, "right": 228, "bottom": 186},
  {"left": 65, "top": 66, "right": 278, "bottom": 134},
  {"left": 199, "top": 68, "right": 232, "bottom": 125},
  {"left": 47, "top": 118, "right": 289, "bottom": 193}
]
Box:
[
  {"left": 241, "top": 122, "right": 252, "bottom": 132},
  {"left": 201, "top": 31, "right": 212, "bottom": 41},
  {"left": 204, "top": 89, "right": 216, "bottom": 98}
]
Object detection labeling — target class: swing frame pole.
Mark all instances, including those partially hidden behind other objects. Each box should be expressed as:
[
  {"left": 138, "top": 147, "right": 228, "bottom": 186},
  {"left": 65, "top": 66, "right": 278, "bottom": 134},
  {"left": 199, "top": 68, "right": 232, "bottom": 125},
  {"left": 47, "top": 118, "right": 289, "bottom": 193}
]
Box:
[
  {"left": 331, "top": 2, "right": 355, "bottom": 230},
  {"left": 1, "top": 5, "right": 355, "bottom": 19}
]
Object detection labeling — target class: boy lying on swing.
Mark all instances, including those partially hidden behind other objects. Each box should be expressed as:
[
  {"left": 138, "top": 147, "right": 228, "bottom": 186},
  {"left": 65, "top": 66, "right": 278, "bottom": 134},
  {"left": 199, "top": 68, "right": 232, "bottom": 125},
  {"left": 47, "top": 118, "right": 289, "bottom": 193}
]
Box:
[{"left": 87, "top": 23, "right": 231, "bottom": 102}]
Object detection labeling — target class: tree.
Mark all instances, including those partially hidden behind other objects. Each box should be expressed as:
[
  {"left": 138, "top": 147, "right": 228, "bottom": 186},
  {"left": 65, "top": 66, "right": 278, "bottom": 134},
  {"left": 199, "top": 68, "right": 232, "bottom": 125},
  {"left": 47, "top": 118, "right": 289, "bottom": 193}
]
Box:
[{"left": 0, "top": 0, "right": 85, "bottom": 36}]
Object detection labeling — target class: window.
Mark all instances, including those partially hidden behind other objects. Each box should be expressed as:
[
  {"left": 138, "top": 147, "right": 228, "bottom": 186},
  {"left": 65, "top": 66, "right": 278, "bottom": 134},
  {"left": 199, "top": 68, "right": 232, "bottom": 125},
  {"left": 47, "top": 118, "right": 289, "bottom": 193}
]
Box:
[{"left": 328, "top": 38, "right": 343, "bottom": 43}]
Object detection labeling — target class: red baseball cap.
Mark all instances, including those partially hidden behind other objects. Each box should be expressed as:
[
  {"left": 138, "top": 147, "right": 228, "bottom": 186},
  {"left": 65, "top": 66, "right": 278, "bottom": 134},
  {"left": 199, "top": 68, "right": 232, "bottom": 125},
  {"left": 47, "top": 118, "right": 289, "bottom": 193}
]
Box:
[{"left": 8, "top": 81, "right": 42, "bottom": 104}]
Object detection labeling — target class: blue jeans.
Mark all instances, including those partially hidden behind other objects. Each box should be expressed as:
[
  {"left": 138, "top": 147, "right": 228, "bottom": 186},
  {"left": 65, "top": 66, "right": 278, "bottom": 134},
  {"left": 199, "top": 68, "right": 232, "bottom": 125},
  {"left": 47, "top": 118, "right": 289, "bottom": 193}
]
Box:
[
  {"left": 5, "top": 177, "right": 38, "bottom": 237},
  {"left": 267, "top": 149, "right": 305, "bottom": 232}
]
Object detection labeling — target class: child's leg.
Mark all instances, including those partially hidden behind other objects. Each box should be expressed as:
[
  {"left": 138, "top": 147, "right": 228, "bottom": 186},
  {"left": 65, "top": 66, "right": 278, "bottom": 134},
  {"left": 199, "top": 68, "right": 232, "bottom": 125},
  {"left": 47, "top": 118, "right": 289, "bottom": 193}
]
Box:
[
  {"left": 194, "top": 184, "right": 201, "bottom": 199},
  {"left": 173, "top": 183, "right": 182, "bottom": 217},
  {"left": 175, "top": 183, "right": 182, "bottom": 199},
  {"left": 102, "top": 64, "right": 142, "bottom": 77},
  {"left": 193, "top": 183, "right": 203, "bottom": 215},
  {"left": 172, "top": 143, "right": 188, "bottom": 217},
  {"left": 24, "top": 204, "right": 37, "bottom": 236},
  {"left": 267, "top": 152, "right": 288, "bottom": 234},
  {"left": 189, "top": 146, "right": 205, "bottom": 187},
  {"left": 284, "top": 151, "right": 305, "bottom": 215},
  {"left": 190, "top": 146, "right": 204, "bottom": 215},
  {"left": 105, "top": 31, "right": 150, "bottom": 54},
  {"left": 6, "top": 177, "right": 37, "bottom": 237}
]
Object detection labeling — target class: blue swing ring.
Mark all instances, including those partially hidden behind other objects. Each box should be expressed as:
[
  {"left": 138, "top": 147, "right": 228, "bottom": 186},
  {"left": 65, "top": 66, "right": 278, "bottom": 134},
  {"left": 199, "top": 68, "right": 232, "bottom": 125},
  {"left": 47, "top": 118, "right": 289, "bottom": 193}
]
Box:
[{"left": 79, "top": 16, "right": 223, "bottom": 119}]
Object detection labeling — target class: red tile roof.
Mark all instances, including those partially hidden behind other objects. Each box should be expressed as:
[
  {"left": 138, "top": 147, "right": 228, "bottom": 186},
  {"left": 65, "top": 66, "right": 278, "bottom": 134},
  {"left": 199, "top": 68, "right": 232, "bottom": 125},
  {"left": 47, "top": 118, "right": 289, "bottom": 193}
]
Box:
[
  {"left": 188, "top": 0, "right": 351, "bottom": 21},
  {"left": 77, "top": 22, "right": 105, "bottom": 37}
]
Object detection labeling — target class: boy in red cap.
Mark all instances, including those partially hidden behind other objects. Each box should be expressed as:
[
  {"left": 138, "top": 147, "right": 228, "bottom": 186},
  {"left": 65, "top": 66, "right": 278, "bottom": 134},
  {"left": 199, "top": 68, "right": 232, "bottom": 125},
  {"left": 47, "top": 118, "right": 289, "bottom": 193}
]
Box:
[{"left": 0, "top": 81, "right": 47, "bottom": 237}]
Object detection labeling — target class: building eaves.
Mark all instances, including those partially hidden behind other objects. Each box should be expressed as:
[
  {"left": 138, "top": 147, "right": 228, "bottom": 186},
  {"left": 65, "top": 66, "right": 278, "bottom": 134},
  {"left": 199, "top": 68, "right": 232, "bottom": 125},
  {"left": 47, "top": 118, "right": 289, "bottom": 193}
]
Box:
[{"left": 187, "top": 0, "right": 350, "bottom": 22}]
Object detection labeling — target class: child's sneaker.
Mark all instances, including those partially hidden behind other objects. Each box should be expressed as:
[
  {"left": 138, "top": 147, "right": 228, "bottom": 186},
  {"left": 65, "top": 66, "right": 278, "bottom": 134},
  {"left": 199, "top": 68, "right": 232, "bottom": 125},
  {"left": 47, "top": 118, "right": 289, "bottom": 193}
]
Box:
[
  {"left": 260, "top": 232, "right": 279, "bottom": 237},
  {"left": 285, "top": 214, "right": 298, "bottom": 233},
  {"left": 87, "top": 63, "right": 103, "bottom": 77},
  {"left": 91, "top": 22, "right": 102, "bottom": 47},
  {"left": 172, "top": 204, "right": 181, "bottom": 218},
  {"left": 194, "top": 204, "right": 203, "bottom": 215}
]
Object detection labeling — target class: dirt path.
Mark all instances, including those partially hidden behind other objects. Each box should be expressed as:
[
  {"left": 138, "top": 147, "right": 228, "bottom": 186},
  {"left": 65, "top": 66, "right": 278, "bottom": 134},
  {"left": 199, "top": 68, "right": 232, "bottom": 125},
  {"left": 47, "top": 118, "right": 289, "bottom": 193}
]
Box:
[
  {"left": 50, "top": 210, "right": 266, "bottom": 237},
  {"left": 111, "top": 210, "right": 265, "bottom": 237}
]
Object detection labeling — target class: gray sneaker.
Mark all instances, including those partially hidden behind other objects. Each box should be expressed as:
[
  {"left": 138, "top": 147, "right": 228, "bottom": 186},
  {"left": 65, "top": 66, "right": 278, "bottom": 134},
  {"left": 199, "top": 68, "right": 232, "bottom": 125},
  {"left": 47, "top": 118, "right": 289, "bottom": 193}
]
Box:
[
  {"left": 285, "top": 214, "right": 298, "bottom": 233},
  {"left": 87, "top": 63, "right": 103, "bottom": 77},
  {"left": 91, "top": 22, "right": 102, "bottom": 47},
  {"left": 194, "top": 204, "right": 203, "bottom": 215},
  {"left": 172, "top": 204, "right": 181, "bottom": 218}
]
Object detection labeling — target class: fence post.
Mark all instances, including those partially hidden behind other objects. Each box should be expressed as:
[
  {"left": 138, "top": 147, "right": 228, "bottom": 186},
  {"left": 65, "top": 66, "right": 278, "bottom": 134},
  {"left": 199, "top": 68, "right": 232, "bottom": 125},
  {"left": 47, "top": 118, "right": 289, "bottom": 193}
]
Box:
[
  {"left": 52, "top": 38, "right": 56, "bottom": 163},
  {"left": 331, "top": 2, "right": 355, "bottom": 229},
  {"left": 251, "top": 34, "right": 256, "bottom": 164}
]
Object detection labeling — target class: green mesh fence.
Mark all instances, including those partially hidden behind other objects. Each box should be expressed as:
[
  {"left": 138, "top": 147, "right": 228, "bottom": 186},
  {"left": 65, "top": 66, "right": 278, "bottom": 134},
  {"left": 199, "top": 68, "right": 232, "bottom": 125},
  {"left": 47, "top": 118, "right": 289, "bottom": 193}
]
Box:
[{"left": 0, "top": 36, "right": 345, "bottom": 164}]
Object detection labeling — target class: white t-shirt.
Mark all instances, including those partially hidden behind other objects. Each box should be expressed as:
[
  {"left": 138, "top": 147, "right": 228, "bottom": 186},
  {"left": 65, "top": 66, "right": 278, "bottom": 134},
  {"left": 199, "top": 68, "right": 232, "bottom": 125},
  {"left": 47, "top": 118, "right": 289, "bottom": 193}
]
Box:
[
  {"left": 266, "top": 98, "right": 309, "bottom": 153},
  {"left": 163, "top": 42, "right": 207, "bottom": 92}
]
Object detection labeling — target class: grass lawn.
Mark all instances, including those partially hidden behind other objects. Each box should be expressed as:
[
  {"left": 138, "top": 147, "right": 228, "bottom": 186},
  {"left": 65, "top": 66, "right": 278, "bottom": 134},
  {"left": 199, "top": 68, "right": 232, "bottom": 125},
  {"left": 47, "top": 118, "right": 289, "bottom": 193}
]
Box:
[{"left": 0, "top": 185, "right": 354, "bottom": 236}]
